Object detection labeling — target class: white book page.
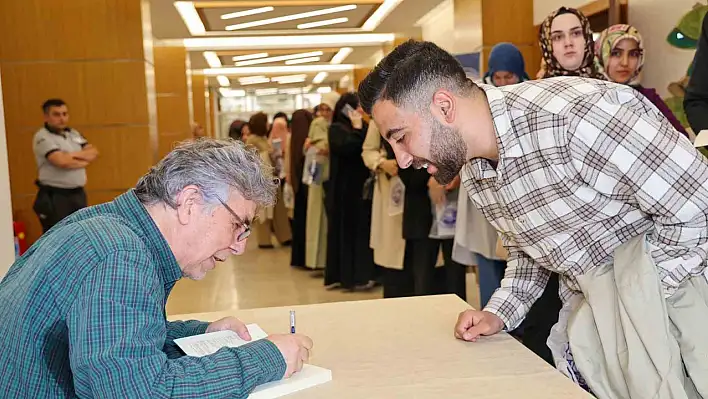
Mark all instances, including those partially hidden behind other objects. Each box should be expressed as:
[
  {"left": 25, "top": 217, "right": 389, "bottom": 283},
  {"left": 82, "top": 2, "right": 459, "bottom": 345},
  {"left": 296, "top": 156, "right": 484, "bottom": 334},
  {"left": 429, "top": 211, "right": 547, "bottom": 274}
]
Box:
[
  {"left": 173, "top": 323, "right": 332, "bottom": 398},
  {"left": 694, "top": 129, "right": 708, "bottom": 148},
  {"left": 174, "top": 324, "right": 268, "bottom": 357}
]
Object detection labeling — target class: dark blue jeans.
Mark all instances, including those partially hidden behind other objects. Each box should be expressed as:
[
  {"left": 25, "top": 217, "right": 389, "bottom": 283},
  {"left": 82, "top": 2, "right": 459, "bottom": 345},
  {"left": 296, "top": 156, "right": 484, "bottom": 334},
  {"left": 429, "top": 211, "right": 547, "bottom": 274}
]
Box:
[{"left": 476, "top": 255, "right": 506, "bottom": 308}]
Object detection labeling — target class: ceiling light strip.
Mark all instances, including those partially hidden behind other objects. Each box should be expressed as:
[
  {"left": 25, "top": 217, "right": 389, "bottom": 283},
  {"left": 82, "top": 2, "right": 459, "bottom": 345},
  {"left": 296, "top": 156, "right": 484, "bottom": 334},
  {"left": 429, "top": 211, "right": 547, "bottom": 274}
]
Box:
[
  {"left": 181, "top": 34, "right": 395, "bottom": 50},
  {"left": 204, "top": 64, "right": 353, "bottom": 76},
  {"left": 297, "top": 17, "right": 349, "bottom": 29},
  {"left": 221, "top": 6, "right": 274, "bottom": 20},
  {"left": 235, "top": 51, "right": 324, "bottom": 66},
  {"left": 329, "top": 47, "right": 353, "bottom": 64},
  {"left": 225, "top": 4, "right": 357, "bottom": 31},
  {"left": 312, "top": 72, "right": 328, "bottom": 84},
  {"left": 361, "top": 0, "right": 404, "bottom": 31},
  {"left": 285, "top": 57, "right": 321, "bottom": 65},
  {"left": 174, "top": 1, "right": 206, "bottom": 35},
  {"left": 203, "top": 51, "right": 222, "bottom": 68},
  {"left": 232, "top": 52, "right": 269, "bottom": 61},
  {"left": 271, "top": 74, "right": 308, "bottom": 81},
  {"left": 216, "top": 75, "right": 231, "bottom": 86}
]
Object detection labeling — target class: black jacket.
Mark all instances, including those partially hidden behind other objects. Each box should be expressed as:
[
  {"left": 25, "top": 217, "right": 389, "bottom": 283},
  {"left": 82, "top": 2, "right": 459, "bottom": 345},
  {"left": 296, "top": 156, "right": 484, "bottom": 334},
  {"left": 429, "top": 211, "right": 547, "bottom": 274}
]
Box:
[
  {"left": 398, "top": 167, "right": 433, "bottom": 240},
  {"left": 685, "top": 13, "right": 708, "bottom": 133}
]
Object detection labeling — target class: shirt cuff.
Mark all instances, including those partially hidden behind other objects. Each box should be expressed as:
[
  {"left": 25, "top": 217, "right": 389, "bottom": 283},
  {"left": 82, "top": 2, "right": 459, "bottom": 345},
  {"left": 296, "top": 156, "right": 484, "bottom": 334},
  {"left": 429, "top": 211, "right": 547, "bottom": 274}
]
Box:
[
  {"left": 237, "top": 339, "right": 287, "bottom": 383},
  {"left": 483, "top": 294, "right": 523, "bottom": 331}
]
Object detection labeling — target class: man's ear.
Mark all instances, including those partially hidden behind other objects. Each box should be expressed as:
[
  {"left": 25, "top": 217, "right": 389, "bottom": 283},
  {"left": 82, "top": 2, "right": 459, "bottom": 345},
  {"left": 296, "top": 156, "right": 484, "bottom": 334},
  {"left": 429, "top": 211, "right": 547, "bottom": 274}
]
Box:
[
  {"left": 174, "top": 185, "right": 202, "bottom": 225},
  {"left": 431, "top": 89, "right": 456, "bottom": 124}
]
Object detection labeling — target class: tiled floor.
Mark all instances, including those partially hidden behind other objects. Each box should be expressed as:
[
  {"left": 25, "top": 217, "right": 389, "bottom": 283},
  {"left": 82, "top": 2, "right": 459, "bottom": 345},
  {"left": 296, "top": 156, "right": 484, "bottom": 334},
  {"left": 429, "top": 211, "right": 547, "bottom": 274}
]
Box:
[{"left": 165, "top": 240, "right": 481, "bottom": 316}]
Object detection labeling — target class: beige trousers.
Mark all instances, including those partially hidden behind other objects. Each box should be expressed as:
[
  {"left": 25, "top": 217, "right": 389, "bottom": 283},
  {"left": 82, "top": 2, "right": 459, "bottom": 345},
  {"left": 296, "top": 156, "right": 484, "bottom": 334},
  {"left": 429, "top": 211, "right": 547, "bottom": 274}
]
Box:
[{"left": 549, "top": 234, "right": 708, "bottom": 399}]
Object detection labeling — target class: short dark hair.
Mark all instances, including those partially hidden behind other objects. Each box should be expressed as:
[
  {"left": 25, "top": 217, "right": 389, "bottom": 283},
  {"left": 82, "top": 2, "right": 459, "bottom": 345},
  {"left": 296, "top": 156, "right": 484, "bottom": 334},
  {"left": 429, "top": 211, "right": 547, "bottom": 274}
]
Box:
[
  {"left": 358, "top": 40, "right": 474, "bottom": 115},
  {"left": 248, "top": 112, "right": 269, "bottom": 137},
  {"left": 42, "top": 99, "right": 66, "bottom": 114}
]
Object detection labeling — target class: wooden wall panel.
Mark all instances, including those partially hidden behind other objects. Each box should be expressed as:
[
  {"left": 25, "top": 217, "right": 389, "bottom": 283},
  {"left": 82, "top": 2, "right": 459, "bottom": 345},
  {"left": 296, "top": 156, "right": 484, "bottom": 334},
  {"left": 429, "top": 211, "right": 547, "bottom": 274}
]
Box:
[
  {"left": 0, "top": 62, "right": 149, "bottom": 130},
  {"left": 154, "top": 47, "right": 189, "bottom": 94},
  {"left": 480, "top": 0, "right": 535, "bottom": 46},
  {"left": 0, "top": 0, "right": 145, "bottom": 61},
  {"left": 81, "top": 126, "right": 153, "bottom": 190},
  {"left": 191, "top": 74, "right": 208, "bottom": 130},
  {"left": 154, "top": 46, "right": 191, "bottom": 156},
  {"left": 157, "top": 96, "right": 191, "bottom": 136}
]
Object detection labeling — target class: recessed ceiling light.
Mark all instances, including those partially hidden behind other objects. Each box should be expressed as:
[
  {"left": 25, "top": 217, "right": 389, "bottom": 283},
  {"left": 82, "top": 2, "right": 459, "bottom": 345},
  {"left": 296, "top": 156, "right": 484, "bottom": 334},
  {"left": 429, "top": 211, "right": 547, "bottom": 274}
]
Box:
[
  {"left": 203, "top": 51, "right": 222, "bottom": 68},
  {"left": 219, "top": 88, "right": 246, "bottom": 97},
  {"left": 221, "top": 6, "right": 274, "bottom": 20},
  {"left": 232, "top": 52, "right": 269, "bottom": 62},
  {"left": 271, "top": 74, "right": 308, "bottom": 82},
  {"left": 238, "top": 76, "right": 271, "bottom": 85},
  {"left": 317, "top": 86, "right": 333, "bottom": 93},
  {"left": 235, "top": 51, "right": 324, "bottom": 67},
  {"left": 216, "top": 75, "right": 231, "bottom": 87},
  {"left": 225, "top": 4, "right": 357, "bottom": 31},
  {"left": 362, "top": 0, "right": 403, "bottom": 31},
  {"left": 312, "top": 72, "right": 328, "bottom": 84},
  {"left": 297, "top": 17, "right": 349, "bottom": 30},
  {"left": 285, "top": 57, "right": 321, "bottom": 65},
  {"left": 239, "top": 75, "right": 269, "bottom": 82},
  {"left": 203, "top": 64, "right": 354, "bottom": 76},
  {"left": 255, "top": 88, "right": 279, "bottom": 96},
  {"left": 330, "top": 47, "right": 353, "bottom": 64},
  {"left": 178, "top": 34, "right": 395, "bottom": 50},
  {"left": 275, "top": 78, "right": 307, "bottom": 84},
  {"left": 279, "top": 87, "right": 307, "bottom": 95},
  {"left": 174, "top": 1, "right": 206, "bottom": 35}
]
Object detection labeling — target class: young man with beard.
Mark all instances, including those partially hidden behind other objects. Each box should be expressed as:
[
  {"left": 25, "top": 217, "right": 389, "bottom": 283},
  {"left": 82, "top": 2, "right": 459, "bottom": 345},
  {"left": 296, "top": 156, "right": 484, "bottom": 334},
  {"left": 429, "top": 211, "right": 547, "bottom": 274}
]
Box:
[{"left": 358, "top": 40, "right": 708, "bottom": 397}]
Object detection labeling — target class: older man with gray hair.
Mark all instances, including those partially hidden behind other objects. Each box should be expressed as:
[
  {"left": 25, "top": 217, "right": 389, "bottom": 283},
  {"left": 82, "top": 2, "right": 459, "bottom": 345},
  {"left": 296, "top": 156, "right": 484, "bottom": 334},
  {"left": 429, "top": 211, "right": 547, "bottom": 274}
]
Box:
[{"left": 0, "top": 139, "right": 313, "bottom": 398}]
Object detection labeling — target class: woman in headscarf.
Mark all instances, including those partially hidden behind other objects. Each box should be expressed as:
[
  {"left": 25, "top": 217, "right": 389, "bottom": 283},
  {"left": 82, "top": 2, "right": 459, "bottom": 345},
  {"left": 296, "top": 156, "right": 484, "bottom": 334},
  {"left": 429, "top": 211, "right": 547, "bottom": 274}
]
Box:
[
  {"left": 286, "top": 109, "right": 313, "bottom": 268},
  {"left": 483, "top": 42, "right": 530, "bottom": 86},
  {"left": 246, "top": 112, "right": 291, "bottom": 248},
  {"left": 537, "top": 7, "right": 603, "bottom": 79},
  {"left": 595, "top": 24, "right": 688, "bottom": 135},
  {"left": 304, "top": 91, "right": 340, "bottom": 275},
  {"left": 324, "top": 93, "right": 375, "bottom": 290}
]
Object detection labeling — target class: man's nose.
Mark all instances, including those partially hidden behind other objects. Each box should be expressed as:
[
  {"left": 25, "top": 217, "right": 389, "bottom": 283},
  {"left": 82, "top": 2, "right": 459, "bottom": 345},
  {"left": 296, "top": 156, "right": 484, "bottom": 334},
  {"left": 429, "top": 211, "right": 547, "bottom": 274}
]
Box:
[{"left": 393, "top": 147, "right": 413, "bottom": 169}]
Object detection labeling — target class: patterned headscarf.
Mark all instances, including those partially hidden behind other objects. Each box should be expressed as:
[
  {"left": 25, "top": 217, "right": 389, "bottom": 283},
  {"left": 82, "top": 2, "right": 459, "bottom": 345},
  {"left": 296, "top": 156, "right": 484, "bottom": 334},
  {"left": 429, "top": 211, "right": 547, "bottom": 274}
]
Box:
[
  {"left": 595, "top": 24, "right": 644, "bottom": 85},
  {"left": 538, "top": 7, "right": 603, "bottom": 79}
]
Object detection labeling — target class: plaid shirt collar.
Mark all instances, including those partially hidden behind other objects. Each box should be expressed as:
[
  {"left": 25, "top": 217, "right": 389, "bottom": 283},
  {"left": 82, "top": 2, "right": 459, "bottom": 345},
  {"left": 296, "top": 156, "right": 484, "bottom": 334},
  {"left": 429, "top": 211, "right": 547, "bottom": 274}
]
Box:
[
  {"left": 114, "top": 190, "right": 183, "bottom": 285},
  {"left": 468, "top": 84, "right": 524, "bottom": 181}
]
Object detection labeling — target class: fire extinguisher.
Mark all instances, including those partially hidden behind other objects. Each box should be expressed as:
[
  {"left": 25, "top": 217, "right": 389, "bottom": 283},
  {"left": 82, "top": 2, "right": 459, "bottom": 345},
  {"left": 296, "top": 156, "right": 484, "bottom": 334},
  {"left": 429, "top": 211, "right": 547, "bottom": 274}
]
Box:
[{"left": 12, "top": 221, "right": 27, "bottom": 257}]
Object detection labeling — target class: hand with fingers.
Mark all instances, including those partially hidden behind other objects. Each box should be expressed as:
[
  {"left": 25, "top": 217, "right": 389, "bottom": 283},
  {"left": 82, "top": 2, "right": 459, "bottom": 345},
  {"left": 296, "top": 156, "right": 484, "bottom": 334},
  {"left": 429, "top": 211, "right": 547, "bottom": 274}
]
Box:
[
  {"left": 267, "top": 334, "right": 314, "bottom": 378},
  {"left": 454, "top": 310, "right": 505, "bottom": 342},
  {"left": 206, "top": 317, "right": 252, "bottom": 341}
]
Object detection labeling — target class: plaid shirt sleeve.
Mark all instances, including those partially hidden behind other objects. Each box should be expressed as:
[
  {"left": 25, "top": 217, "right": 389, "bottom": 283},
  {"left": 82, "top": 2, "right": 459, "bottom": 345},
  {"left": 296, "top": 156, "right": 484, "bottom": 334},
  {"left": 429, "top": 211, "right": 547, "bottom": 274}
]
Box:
[
  {"left": 568, "top": 89, "right": 708, "bottom": 292},
  {"left": 163, "top": 320, "right": 209, "bottom": 359},
  {"left": 483, "top": 243, "right": 552, "bottom": 330},
  {"left": 67, "top": 250, "right": 286, "bottom": 398}
]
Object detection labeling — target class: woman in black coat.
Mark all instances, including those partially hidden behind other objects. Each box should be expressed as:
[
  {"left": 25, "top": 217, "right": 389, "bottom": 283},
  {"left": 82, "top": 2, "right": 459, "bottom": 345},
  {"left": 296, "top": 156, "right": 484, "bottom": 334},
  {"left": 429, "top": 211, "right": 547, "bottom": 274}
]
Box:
[{"left": 324, "top": 93, "right": 375, "bottom": 290}]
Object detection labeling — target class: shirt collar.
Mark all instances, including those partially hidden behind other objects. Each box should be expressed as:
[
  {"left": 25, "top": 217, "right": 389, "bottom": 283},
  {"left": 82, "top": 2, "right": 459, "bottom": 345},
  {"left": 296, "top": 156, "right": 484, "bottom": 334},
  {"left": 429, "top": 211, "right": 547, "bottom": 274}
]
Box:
[
  {"left": 478, "top": 84, "right": 524, "bottom": 159},
  {"left": 113, "top": 190, "right": 183, "bottom": 285},
  {"left": 44, "top": 123, "right": 72, "bottom": 136}
]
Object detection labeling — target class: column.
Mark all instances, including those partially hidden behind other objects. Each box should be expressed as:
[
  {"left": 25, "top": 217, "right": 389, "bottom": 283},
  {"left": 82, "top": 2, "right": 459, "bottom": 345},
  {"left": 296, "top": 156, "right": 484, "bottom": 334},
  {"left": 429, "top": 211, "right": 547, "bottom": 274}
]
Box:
[
  {"left": 154, "top": 46, "right": 192, "bottom": 158},
  {"left": 191, "top": 73, "right": 208, "bottom": 136},
  {"left": 455, "top": 0, "right": 539, "bottom": 78},
  {"left": 0, "top": 0, "right": 158, "bottom": 244}
]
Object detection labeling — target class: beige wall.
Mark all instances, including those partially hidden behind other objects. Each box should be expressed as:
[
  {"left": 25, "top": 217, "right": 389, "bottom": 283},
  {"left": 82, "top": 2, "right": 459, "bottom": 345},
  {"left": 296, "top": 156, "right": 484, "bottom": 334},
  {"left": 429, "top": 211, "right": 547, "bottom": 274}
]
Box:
[
  {"left": 0, "top": 70, "right": 15, "bottom": 277},
  {"left": 534, "top": 0, "right": 592, "bottom": 24},
  {"left": 629, "top": 0, "right": 698, "bottom": 98},
  {"left": 419, "top": 0, "right": 460, "bottom": 53}
]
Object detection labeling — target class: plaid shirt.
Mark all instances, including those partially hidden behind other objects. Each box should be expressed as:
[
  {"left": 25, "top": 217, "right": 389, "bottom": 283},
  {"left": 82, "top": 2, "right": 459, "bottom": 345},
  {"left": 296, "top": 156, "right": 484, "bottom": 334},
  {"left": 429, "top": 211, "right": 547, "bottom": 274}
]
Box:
[
  {"left": 462, "top": 77, "right": 708, "bottom": 330},
  {"left": 0, "top": 191, "right": 285, "bottom": 398}
]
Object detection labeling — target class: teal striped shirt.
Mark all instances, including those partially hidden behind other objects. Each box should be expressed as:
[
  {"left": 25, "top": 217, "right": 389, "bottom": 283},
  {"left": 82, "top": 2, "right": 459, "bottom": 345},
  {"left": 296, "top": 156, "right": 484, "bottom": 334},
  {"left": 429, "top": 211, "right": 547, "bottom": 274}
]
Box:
[{"left": 0, "top": 190, "right": 286, "bottom": 398}]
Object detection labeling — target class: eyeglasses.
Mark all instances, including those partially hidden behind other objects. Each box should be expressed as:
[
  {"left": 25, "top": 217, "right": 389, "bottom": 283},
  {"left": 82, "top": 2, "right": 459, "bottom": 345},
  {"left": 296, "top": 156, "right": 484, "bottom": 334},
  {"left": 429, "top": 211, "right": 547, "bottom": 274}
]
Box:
[{"left": 217, "top": 198, "right": 251, "bottom": 242}]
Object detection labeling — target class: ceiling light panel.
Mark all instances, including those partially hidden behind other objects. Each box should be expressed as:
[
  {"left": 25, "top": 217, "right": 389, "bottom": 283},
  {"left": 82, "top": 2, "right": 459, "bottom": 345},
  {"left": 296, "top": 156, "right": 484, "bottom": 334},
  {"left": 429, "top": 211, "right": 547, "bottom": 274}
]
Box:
[
  {"left": 330, "top": 47, "right": 353, "bottom": 64},
  {"left": 362, "top": 0, "right": 403, "bottom": 31},
  {"left": 238, "top": 77, "right": 271, "bottom": 85},
  {"left": 219, "top": 88, "right": 246, "bottom": 97},
  {"left": 255, "top": 88, "right": 279, "bottom": 96},
  {"left": 217, "top": 75, "right": 231, "bottom": 87},
  {"left": 181, "top": 34, "right": 395, "bottom": 50},
  {"left": 225, "top": 4, "right": 357, "bottom": 31},
  {"left": 275, "top": 78, "right": 307, "bottom": 84},
  {"left": 232, "top": 52, "right": 269, "bottom": 61},
  {"left": 285, "top": 57, "right": 321, "bottom": 65},
  {"left": 312, "top": 72, "right": 328, "bottom": 84},
  {"left": 297, "top": 17, "right": 349, "bottom": 29},
  {"left": 221, "top": 6, "right": 274, "bottom": 20},
  {"left": 174, "top": 1, "right": 206, "bottom": 35},
  {"left": 203, "top": 64, "right": 354, "bottom": 76},
  {"left": 235, "top": 51, "right": 324, "bottom": 67},
  {"left": 271, "top": 74, "right": 308, "bottom": 82},
  {"left": 203, "top": 51, "right": 222, "bottom": 68}
]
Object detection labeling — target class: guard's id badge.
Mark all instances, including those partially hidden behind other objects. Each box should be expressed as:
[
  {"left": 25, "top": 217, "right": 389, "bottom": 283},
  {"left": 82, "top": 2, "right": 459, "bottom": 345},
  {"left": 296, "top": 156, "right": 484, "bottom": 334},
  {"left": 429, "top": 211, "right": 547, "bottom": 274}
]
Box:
[{"left": 72, "top": 134, "right": 88, "bottom": 145}]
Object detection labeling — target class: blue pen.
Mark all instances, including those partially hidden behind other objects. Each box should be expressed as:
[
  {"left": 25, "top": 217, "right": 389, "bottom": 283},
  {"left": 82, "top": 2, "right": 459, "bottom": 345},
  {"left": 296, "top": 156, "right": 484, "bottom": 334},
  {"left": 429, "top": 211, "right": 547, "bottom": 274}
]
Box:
[{"left": 290, "top": 310, "right": 296, "bottom": 334}]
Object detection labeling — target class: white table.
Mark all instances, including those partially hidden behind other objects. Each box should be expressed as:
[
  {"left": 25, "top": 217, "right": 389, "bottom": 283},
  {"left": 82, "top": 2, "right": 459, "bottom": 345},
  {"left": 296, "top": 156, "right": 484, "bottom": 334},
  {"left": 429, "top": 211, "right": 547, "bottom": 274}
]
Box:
[{"left": 169, "top": 295, "right": 591, "bottom": 398}]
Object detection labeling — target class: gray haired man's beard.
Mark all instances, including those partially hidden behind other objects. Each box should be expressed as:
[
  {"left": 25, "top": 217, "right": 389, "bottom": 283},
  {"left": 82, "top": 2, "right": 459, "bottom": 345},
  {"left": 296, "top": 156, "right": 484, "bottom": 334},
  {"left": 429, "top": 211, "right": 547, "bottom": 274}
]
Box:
[{"left": 428, "top": 117, "right": 467, "bottom": 185}]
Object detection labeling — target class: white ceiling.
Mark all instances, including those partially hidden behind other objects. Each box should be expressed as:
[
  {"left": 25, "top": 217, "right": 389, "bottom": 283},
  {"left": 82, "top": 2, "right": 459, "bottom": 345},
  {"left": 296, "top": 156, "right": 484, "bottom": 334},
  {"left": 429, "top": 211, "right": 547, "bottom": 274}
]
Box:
[{"left": 150, "top": 0, "right": 446, "bottom": 90}]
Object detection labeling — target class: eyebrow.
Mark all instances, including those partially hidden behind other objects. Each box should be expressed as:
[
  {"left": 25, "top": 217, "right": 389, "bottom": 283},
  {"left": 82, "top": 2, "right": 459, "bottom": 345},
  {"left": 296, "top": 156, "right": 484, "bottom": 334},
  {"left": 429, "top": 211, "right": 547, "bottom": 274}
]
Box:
[
  {"left": 551, "top": 26, "right": 582, "bottom": 34},
  {"left": 385, "top": 127, "right": 404, "bottom": 140}
]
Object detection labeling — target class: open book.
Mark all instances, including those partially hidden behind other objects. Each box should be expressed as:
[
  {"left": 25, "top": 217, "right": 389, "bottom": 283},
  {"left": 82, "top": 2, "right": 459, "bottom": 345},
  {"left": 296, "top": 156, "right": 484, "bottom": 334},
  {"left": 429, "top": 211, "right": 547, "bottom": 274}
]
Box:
[{"left": 174, "top": 324, "right": 332, "bottom": 399}]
